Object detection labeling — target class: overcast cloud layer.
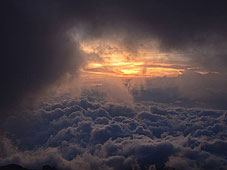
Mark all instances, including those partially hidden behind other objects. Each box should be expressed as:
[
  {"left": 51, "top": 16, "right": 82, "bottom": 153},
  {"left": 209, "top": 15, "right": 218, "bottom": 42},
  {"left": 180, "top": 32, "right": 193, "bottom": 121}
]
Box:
[{"left": 1, "top": 0, "right": 227, "bottom": 114}]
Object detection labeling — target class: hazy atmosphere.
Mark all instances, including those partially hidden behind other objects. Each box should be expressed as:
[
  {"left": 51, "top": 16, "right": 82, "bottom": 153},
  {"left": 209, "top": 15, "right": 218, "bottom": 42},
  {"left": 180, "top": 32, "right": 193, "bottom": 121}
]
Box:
[{"left": 1, "top": 1, "right": 227, "bottom": 170}]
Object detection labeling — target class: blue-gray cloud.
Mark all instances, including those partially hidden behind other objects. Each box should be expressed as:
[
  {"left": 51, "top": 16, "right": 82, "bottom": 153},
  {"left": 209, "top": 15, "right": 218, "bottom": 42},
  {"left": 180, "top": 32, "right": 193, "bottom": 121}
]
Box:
[{"left": 0, "top": 95, "right": 226, "bottom": 170}]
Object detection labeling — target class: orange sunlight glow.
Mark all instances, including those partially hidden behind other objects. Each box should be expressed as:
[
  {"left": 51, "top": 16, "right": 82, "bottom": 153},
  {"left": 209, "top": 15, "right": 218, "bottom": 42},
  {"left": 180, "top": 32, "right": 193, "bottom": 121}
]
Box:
[{"left": 79, "top": 40, "right": 186, "bottom": 78}]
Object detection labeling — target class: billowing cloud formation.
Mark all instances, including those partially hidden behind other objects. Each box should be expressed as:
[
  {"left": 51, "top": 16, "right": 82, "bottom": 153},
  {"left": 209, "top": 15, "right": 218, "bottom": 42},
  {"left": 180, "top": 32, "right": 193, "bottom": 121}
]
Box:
[
  {"left": 1, "top": 0, "right": 227, "bottom": 115},
  {"left": 0, "top": 94, "right": 227, "bottom": 170}
]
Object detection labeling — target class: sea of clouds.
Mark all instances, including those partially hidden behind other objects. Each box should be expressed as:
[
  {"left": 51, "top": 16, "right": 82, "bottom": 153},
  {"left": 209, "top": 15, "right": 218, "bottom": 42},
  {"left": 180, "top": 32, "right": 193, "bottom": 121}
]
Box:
[
  {"left": 1, "top": 1, "right": 227, "bottom": 169},
  {"left": 0, "top": 91, "right": 226, "bottom": 170}
]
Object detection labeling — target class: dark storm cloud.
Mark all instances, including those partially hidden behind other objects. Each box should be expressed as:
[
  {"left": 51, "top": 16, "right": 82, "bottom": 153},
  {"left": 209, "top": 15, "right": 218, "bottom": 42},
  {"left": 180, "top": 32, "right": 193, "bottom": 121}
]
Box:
[
  {"left": 1, "top": 0, "right": 227, "bottom": 114},
  {"left": 87, "top": 0, "right": 227, "bottom": 72},
  {"left": 1, "top": 1, "right": 82, "bottom": 114}
]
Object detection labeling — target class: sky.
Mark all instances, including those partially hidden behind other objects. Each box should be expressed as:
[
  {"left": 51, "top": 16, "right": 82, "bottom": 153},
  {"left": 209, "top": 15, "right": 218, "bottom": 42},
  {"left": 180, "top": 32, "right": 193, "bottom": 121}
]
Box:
[{"left": 1, "top": 1, "right": 227, "bottom": 170}]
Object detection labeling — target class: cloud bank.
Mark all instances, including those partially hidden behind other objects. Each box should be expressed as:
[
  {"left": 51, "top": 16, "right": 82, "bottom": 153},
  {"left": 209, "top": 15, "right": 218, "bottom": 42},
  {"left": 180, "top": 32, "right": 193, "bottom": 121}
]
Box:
[
  {"left": 130, "top": 71, "right": 227, "bottom": 109},
  {"left": 0, "top": 94, "right": 226, "bottom": 170}
]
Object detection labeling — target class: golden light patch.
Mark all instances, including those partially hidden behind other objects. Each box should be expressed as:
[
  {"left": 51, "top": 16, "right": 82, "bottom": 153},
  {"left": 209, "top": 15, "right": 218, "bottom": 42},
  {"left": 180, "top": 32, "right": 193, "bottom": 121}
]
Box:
[{"left": 79, "top": 39, "right": 187, "bottom": 78}]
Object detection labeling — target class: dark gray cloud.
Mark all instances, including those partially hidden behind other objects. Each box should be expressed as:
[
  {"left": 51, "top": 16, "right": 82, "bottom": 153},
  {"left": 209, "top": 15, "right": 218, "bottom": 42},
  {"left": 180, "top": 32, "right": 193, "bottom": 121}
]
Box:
[
  {"left": 1, "top": 0, "right": 227, "bottom": 116},
  {"left": 0, "top": 1, "right": 84, "bottom": 115}
]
